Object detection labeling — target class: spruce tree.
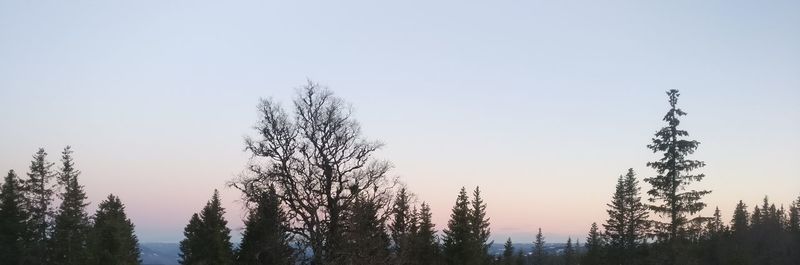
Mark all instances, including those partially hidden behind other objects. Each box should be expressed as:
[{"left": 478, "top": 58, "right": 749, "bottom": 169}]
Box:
[
  {"left": 413, "top": 202, "right": 440, "bottom": 265},
  {"left": 706, "top": 207, "right": 724, "bottom": 238},
  {"left": 179, "top": 190, "right": 235, "bottom": 265},
  {"left": 342, "top": 196, "right": 391, "bottom": 265},
  {"left": 0, "top": 170, "right": 32, "bottom": 265},
  {"left": 730, "top": 200, "right": 749, "bottom": 236},
  {"left": 390, "top": 187, "right": 412, "bottom": 264},
  {"left": 644, "top": 90, "right": 710, "bottom": 247},
  {"left": 790, "top": 196, "right": 799, "bottom": 234},
  {"left": 604, "top": 168, "right": 648, "bottom": 265},
  {"left": 470, "top": 186, "right": 491, "bottom": 264},
  {"left": 502, "top": 238, "right": 514, "bottom": 265},
  {"left": 514, "top": 250, "right": 525, "bottom": 265},
  {"left": 88, "top": 194, "right": 141, "bottom": 265},
  {"left": 236, "top": 188, "right": 295, "bottom": 265},
  {"left": 583, "top": 222, "right": 605, "bottom": 265},
  {"left": 442, "top": 187, "right": 473, "bottom": 265},
  {"left": 51, "top": 146, "right": 91, "bottom": 265},
  {"left": 531, "top": 228, "right": 546, "bottom": 265},
  {"left": 564, "top": 237, "right": 577, "bottom": 265},
  {"left": 24, "top": 148, "right": 56, "bottom": 265}
]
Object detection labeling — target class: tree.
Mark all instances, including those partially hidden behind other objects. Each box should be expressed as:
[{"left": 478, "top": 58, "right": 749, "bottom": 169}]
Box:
[
  {"left": 179, "top": 190, "right": 234, "bottom": 265},
  {"left": 412, "top": 202, "right": 440, "bottom": 265},
  {"left": 730, "top": 200, "right": 749, "bottom": 236},
  {"left": 564, "top": 237, "right": 577, "bottom": 265},
  {"left": 390, "top": 187, "right": 413, "bottom": 264},
  {"left": 706, "top": 207, "right": 724, "bottom": 238},
  {"left": 790, "top": 197, "right": 800, "bottom": 234},
  {"left": 88, "top": 194, "right": 140, "bottom": 265},
  {"left": 501, "top": 238, "right": 514, "bottom": 265},
  {"left": 0, "top": 170, "right": 32, "bottom": 265},
  {"left": 583, "top": 223, "right": 605, "bottom": 265},
  {"left": 532, "top": 228, "right": 546, "bottom": 265},
  {"left": 604, "top": 168, "right": 648, "bottom": 265},
  {"left": 442, "top": 187, "right": 473, "bottom": 265},
  {"left": 514, "top": 250, "right": 525, "bottom": 265},
  {"left": 342, "top": 196, "right": 391, "bottom": 265},
  {"left": 470, "top": 186, "right": 491, "bottom": 264},
  {"left": 644, "top": 90, "right": 710, "bottom": 243},
  {"left": 236, "top": 188, "right": 295, "bottom": 265},
  {"left": 233, "top": 81, "right": 394, "bottom": 264},
  {"left": 24, "top": 148, "right": 56, "bottom": 265},
  {"left": 51, "top": 146, "right": 91, "bottom": 265}
]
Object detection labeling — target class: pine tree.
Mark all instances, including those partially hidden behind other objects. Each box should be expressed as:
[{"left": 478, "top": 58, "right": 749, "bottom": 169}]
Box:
[
  {"left": 51, "top": 146, "right": 91, "bottom": 265},
  {"left": 470, "top": 186, "right": 491, "bottom": 265},
  {"left": 179, "top": 190, "right": 235, "bottom": 265},
  {"left": 413, "top": 202, "right": 440, "bottom": 265},
  {"left": 0, "top": 170, "right": 32, "bottom": 265},
  {"left": 706, "top": 207, "right": 724, "bottom": 238},
  {"left": 502, "top": 238, "right": 514, "bottom": 265},
  {"left": 583, "top": 223, "right": 605, "bottom": 265},
  {"left": 442, "top": 187, "right": 473, "bottom": 265},
  {"left": 88, "top": 194, "right": 141, "bottom": 265},
  {"left": 24, "top": 148, "right": 56, "bottom": 265},
  {"left": 730, "top": 201, "right": 749, "bottom": 236},
  {"left": 564, "top": 237, "right": 577, "bottom": 265},
  {"left": 644, "top": 90, "right": 710, "bottom": 248},
  {"left": 236, "top": 188, "right": 295, "bottom": 265},
  {"left": 604, "top": 169, "right": 649, "bottom": 265},
  {"left": 342, "top": 196, "right": 391, "bottom": 265},
  {"left": 532, "top": 228, "right": 546, "bottom": 265},
  {"left": 390, "top": 187, "right": 412, "bottom": 264}
]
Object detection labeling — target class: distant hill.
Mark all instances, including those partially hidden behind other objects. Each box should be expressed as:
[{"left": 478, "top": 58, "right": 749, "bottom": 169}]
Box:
[{"left": 140, "top": 242, "right": 180, "bottom": 265}]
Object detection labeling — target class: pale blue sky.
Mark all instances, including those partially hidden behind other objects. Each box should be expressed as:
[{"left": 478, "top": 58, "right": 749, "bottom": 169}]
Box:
[{"left": 1, "top": 1, "right": 798, "bottom": 243}]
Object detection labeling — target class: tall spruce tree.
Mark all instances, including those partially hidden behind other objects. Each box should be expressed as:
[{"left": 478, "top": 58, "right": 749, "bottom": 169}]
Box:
[
  {"left": 470, "top": 186, "right": 491, "bottom": 265},
  {"left": 442, "top": 187, "right": 473, "bottom": 265},
  {"left": 731, "top": 200, "right": 749, "bottom": 236},
  {"left": 24, "top": 148, "right": 56, "bottom": 265},
  {"left": 0, "top": 170, "right": 32, "bottom": 265},
  {"left": 501, "top": 238, "right": 514, "bottom": 265},
  {"left": 644, "top": 90, "right": 709, "bottom": 243},
  {"left": 236, "top": 188, "right": 295, "bottom": 265},
  {"left": 88, "top": 194, "right": 140, "bottom": 265},
  {"left": 532, "top": 228, "right": 546, "bottom": 265},
  {"left": 564, "top": 237, "right": 577, "bottom": 265},
  {"left": 413, "top": 202, "right": 440, "bottom": 265},
  {"left": 51, "top": 146, "right": 91, "bottom": 265},
  {"left": 179, "top": 190, "right": 235, "bottom": 265},
  {"left": 604, "top": 168, "right": 648, "bottom": 265},
  {"left": 342, "top": 196, "right": 391, "bottom": 265},
  {"left": 583, "top": 222, "right": 605, "bottom": 265},
  {"left": 390, "top": 187, "right": 413, "bottom": 264}
]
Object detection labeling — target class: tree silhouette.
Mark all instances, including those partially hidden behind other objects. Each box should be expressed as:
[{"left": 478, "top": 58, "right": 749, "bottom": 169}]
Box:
[
  {"left": 0, "top": 170, "right": 32, "bottom": 264},
  {"left": 87, "top": 194, "right": 140, "bottom": 265},
  {"left": 51, "top": 146, "right": 91, "bottom": 265}
]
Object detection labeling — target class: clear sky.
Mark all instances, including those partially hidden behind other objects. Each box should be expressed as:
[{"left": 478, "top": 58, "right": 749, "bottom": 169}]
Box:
[{"left": 1, "top": 1, "right": 798, "bottom": 243}]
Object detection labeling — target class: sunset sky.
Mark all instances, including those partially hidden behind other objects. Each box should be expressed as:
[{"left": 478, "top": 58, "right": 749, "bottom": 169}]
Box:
[{"left": 1, "top": 1, "right": 798, "bottom": 243}]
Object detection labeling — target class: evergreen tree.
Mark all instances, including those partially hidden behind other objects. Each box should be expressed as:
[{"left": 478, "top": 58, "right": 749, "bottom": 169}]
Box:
[
  {"left": 88, "top": 194, "right": 140, "bottom": 265},
  {"left": 501, "top": 238, "right": 514, "bottom": 265},
  {"left": 24, "top": 148, "right": 56, "bottom": 265},
  {"left": 644, "top": 90, "right": 710, "bottom": 249},
  {"left": 51, "top": 146, "right": 91, "bottom": 265},
  {"left": 790, "top": 197, "right": 800, "bottom": 234},
  {"left": 470, "top": 186, "right": 491, "bottom": 264},
  {"left": 342, "top": 196, "right": 391, "bottom": 265},
  {"left": 236, "top": 188, "right": 295, "bottom": 265},
  {"left": 390, "top": 187, "right": 412, "bottom": 264},
  {"left": 0, "top": 170, "right": 32, "bottom": 265},
  {"left": 179, "top": 190, "right": 235, "bottom": 265},
  {"left": 531, "top": 228, "right": 546, "bottom": 265},
  {"left": 583, "top": 223, "right": 605, "bottom": 265},
  {"left": 603, "top": 168, "right": 649, "bottom": 265},
  {"left": 413, "top": 202, "right": 440, "bottom": 265},
  {"left": 514, "top": 250, "right": 525, "bottom": 265},
  {"left": 564, "top": 237, "right": 577, "bottom": 265},
  {"left": 730, "top": 200, "right": 749, "bottom": 236},
  {"left": 706, "top": 207, "right": 724, "bottom": 238},
  {"left": 442, "top": 187, "right": 473, "bottom": 265}
]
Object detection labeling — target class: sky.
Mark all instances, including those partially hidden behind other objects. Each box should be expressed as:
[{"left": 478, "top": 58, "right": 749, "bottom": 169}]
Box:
[{"left": 0, "top": 1, "right": 798, "bottom": 243}]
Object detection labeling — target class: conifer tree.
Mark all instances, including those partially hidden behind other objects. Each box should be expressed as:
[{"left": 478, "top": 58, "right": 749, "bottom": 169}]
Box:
[
  {"left": 730, "top": 200, "right": 749, "bottom": 236},
  {"left": 390, "top": 187, "right": 412, "bottom": 264},
  {"left": 583, "top": 223, "right": 605, "bottom": 265},
  {"left": 790, "top": 196, "right": 799, "bottom": 234},
  {"left": 51, "top": 146, "right": 91, "bottom": 265},
  {"left": 532, "top": 228, "right": 546, "bottom": 265},
  {"left": 502, "top": 238, "right": 514, "bottom": 265},
  {"left": 442, "top": 187, "right": 473, "bottom": 265},
  {"left": 644, "top": 90, "right": 710, "bottom": 248},
  {"left": 236, "top": 188, "right": 295, "bottom": 265},
  {"left": 514, "top": 250, "right": 525, "bottom": 265},
  {"left": 470, "top": 186, "right": 491, "bottom": 264},
  {"left": 0, "top": 170, "right": 32, "bottom": 265},
  {"left": 342, "top": 196, "right": 391, "bottom": 265},
  {"left": 88, "top": 194, "right": 141, "bottom": 265},
  {"left": 604, "top": 168, "right": 648, "bottom": 265},
  {"left": 564, "top": 237, "right": 577, "bottom": 265},
  {"left": 413, "top": 202, "right": 440, "bottom": 265},
  {"left": 706, "top": 207, "right": 724, "bottom": 238},
  {"left": 24, "top": 148, "right": 56, "bottom": 265},
  {"left": 179, "top": 190, "right": 235, "bottom": 265}
]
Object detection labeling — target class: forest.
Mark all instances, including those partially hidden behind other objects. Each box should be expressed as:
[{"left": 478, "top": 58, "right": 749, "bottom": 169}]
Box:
[{"left": 1, "top": 83, "right": 798, "bottom": 265}]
